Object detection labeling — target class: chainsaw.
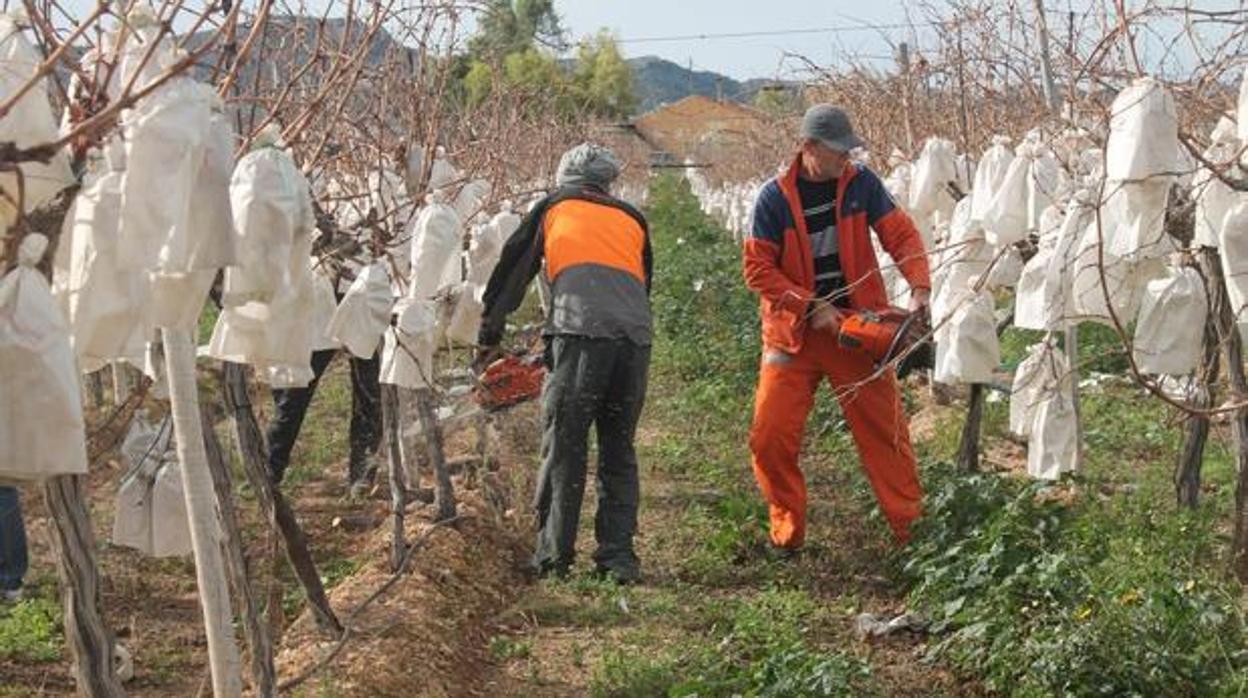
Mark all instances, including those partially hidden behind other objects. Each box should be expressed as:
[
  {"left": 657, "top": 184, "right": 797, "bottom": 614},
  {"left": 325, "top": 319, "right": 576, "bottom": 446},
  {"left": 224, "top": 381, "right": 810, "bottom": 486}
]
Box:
[
  {"left": 836, "top": 307, "right": 934, "bottom": 379},
  {"left": 473, "top": 352, "right": 546, "bottom": 411}
]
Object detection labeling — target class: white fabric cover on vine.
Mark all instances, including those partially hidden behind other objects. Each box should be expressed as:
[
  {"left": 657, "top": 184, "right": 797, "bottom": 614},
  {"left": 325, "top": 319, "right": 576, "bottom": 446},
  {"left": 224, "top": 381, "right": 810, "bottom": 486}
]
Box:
[
  {"left": 119, "top": 80, "right": 237, "bottom": 274},
  {"left": 934, "top": 290, "right": 999, "bottom": 384},
  {"left": 908, "top": 138, "right": 959, "bottom": 227},
  {"left": 970, "top": 136, "right": 1013, "bottom": 225},
  {"left": 1219, "top": 200, "right": 1248, "bottom": 338},
  {"left": 0, "top": 234, "right": 88, "bottom": 482},
  {"left": 112, "top": 414, "right": 192, "bottom": 558},
  {"left": 1105, "top": 179, "right": 1173, "bottom": 261},
  {"left": 1010, "top": 341, "right": 1067, "bottom": 438},
  {"left": 1192, "top": 119, "right": 1242, "bottom": 249},
  {"left": 379, "top": 297, "right": 438, "bottom": 389},
  {"left": 985, "top": 245, "right": 1023, "bottom": 290},
  {"left": 981, "top": 152, "right": 1030, "bottom": 247},
  {"left": 1028, "top": 387, "right": 1078, "bottom": 481},
  {"left": 445, "top": 284, "right": 484, "bottom": 346},
  {"left": 0, "top": 13, "right": 74, "bottom": 227},
  {"left": 146, "top": 270, "right": 216, "bottom": 333},
  {"left": 1044, "top": 197, "right": 1094, "bottom": 326},
  {"left": 1239, "top": 70, "right": 1248, "bottom": 145},
  {"left": 207, "top": 144, "right": 318, "bottom": 387},
  {"left": 1105, "top": 77, "right": 1179, "bottom": 183},
  {"left": 453, "top": 178, "right": 491, "bottom": 222},
  {"left": 1015, "top": 247, "right": 1055, "bottom": 331},
  {"left": 1133, "top": 266, "right": 1207, "bottom": 375},
  {"left": 309, "top": 263, "right": 340, "bottom": 351},
  {"left": 220, "top": 146, "right": 314, "bottom": 307},
  {"left": 409, "top": 192, "right": 464, "bottom": 299},
  {"left": 1069, "top": 217, "right": 1146, "bottom": 325},
  {"left": 53, "top": 157, "right": 148, "bottom": 372},
  {"left": 328, "top": 262, "right": 393, "bottom": 359}
]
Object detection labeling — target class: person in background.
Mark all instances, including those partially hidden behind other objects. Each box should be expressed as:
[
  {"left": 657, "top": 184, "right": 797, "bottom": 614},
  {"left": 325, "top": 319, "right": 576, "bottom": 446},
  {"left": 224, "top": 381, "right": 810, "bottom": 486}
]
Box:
[
  {"left": 0, "top": 486, "right": 28, "bottom": 602},
  {"left": 476, "top": 143, "right": 652, "bottom": 584},
  {"left": 743, "top": 104, "right": 931, "bottom": 553},
  {"left": 265, "top": 192, "right": 383, "bottom": 497}
]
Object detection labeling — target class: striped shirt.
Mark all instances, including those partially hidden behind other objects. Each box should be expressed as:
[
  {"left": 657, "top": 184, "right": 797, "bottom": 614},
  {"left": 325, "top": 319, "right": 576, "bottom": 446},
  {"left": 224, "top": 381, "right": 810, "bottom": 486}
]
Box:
[{"left": 796, "top": 176, "right": 847, "bottom": 307}]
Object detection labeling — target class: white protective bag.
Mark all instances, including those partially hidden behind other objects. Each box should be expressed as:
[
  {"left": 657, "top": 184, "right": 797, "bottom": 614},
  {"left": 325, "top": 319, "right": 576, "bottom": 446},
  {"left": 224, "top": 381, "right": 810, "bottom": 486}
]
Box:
[
  {"left": 0, "top": 234, "right": 88, "bottom": 481},
  {"left": 908, "top": 138, "right": 959, "bottom": 231},
  {"left": 328, "top": 262, "right": 393, "bottom": 359},
  {"left": 970, "top": 136, "right": 1013, "bottom": 225},
  {"left": 1240, "top": 70, "right": 1248, "bottom": 145},
  {"left": 53, "top": 158, "right": 148, "bottom": 372},
  {"left": 1106, "top": 179, "right": 1173, "bottom": 261},
  {"left": 445, "top": 284, "right": 484, "bottom": 346},
  {"left": 409, "top": 191, "right": 465, "bottom": 299},
  {"left": 985, "top": 245, "right": 1024, "bottom": 290},
  {"left": 1069, "top": 217, "right": 1146, "bottom": 325},
  {"left": 453, "top": 178, "right": 491, "bottom": 223},
  {"left": 208, "top": 143, "right": 317, "bottom": 385},
  {"left": 1192, "top": 118, "right": 1242, "bottom": 249},
  {"left": 119, "top": 79, "right": 236, "bottom": 274},
  {"left": 1013, "top": 206, "right": 1065, "bottom": 330},
  {"left": 981, "top": 152, "right": 1030, "bottom": 247},
  {"left": 308, "top": 261, "right": 341, "bottom": 351},
  {"left": 1132, "top": 266, "right": 1207, "bottom": 375},
  {"left": 1010, "top": 342, "right": 1068, "bottom": 438},
  {"left": 111, "top": 414, "right": 191, "bottom": 557},
  {"left": 1105, "top": 77, "right": 1179, "bottom": 183},
  {"left": 379, "top": 297, "right": 438, "bottom": 389},
  {"left": 934, "top": 290, "right": 1000, "bottom": 384},
  {"left": 220, "top": 144, "right": 314, "bottom": 307},
  {"left": 1218, "top": 200, "right": 1248, "bottom": 338},
  {"left": 1028, "top": 389, "right": 1078, "bottom": 481},
  {"left": 0, "top": 13, "right": 74, "bottom": 227}
]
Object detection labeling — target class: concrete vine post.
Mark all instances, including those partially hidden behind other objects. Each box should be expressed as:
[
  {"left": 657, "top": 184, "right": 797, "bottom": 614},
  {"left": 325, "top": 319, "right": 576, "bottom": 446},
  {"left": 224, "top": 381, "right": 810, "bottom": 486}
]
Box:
[{"left": 161, "top": 327, "right": 243, "bottom": 698}]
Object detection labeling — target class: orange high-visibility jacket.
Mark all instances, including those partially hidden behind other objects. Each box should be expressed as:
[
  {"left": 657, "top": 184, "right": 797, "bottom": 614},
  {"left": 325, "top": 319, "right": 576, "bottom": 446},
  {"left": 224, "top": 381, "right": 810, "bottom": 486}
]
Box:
[
  {"left": 743, "top": 156, "right": 931, "bottom": 354},
  {"left": 479, "top": 185, "right": 652, "bottom": 348}
]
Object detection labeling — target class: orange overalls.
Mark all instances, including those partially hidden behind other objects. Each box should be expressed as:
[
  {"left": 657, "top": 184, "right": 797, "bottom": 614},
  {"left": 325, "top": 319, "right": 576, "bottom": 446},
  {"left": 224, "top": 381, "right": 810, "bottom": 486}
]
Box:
[{"left": 742, "top": 157, "right": 931, "bottom": 546}]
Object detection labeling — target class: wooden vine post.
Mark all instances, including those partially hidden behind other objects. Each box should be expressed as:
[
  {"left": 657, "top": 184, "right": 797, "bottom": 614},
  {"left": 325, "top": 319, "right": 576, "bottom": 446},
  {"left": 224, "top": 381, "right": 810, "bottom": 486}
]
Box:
[
  {"left": 220, "top": 362, "right": 343, "bottom": 636},
  {"left": 200, "top": 406, "right": 276, "bottom": 697},
  {"left": 42, "top": 476, "right": 124, "bottom": 697}
]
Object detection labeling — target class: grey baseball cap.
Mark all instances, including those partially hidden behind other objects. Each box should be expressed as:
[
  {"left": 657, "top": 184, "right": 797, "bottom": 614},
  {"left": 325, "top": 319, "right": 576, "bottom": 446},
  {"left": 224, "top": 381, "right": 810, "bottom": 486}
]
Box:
[{"left": 800, "top": 104, "right": 864, "bottom": 152}]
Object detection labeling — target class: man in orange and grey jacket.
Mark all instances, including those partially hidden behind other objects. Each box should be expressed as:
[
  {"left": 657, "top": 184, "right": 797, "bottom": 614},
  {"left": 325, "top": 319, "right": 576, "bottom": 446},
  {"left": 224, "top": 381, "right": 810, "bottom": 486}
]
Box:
[
  {"left": 744, "top": 104, "right": 931, "bottom": 550},
  {"left": 477, "top": 143, "right": 651, "bottom": 583}
]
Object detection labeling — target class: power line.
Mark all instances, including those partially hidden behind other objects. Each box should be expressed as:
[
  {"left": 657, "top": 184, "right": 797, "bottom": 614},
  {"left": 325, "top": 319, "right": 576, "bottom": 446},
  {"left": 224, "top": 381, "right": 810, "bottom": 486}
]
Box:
[{"left": 614, "top": 23, "right": 923, "bottom": 45}]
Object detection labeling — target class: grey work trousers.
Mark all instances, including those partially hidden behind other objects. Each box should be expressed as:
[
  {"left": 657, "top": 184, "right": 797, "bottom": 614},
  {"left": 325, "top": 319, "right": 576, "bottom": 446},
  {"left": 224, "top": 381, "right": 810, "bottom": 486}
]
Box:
[{"left": 533, "top": 335, "right": 650, "bottom": 577}]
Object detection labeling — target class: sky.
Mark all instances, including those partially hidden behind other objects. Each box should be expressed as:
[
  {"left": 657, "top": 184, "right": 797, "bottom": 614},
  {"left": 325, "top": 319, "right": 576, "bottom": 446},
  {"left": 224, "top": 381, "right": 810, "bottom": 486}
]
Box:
[
  {"left": 555, "top": 0, "right": 1246, "bottom": 82},
  {"left": 557, "top": 1, "right": 922, "bottom": 80}
]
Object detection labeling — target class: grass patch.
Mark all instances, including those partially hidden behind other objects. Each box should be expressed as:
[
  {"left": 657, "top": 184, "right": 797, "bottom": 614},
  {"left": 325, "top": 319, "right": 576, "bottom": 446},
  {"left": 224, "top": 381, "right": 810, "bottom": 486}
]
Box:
[{"left": 0, "top": 596, "right": 63, "bottom": 663}]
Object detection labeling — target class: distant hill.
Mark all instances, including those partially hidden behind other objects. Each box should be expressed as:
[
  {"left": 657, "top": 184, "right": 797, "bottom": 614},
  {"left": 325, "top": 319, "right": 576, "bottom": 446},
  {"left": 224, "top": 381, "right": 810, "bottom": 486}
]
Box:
[{"left": 627, "top": 55, "right": 788, "bottom": 112}]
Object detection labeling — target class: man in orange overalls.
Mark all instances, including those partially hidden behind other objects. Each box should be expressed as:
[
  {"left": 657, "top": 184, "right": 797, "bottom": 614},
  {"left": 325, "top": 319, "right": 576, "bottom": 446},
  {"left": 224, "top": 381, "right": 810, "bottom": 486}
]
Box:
[{"left": 743, "top": 105, "right": 931, "bottom": 550}]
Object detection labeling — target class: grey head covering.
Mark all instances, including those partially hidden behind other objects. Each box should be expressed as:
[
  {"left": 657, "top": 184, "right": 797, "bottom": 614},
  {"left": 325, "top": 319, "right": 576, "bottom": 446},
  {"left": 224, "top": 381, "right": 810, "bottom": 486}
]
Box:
[
  {"left": 555, "top": 143, "right": 622, "bottom": 189},
  {"left": 800, "top": 104, "right": 865, "bottom": 152}
]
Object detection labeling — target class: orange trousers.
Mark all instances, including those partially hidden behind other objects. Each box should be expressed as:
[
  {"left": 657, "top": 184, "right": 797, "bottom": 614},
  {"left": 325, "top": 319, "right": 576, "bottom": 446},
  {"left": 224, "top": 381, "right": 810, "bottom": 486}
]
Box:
[{"left": 748, "top": 329, "right": 922, "bottom": 547}]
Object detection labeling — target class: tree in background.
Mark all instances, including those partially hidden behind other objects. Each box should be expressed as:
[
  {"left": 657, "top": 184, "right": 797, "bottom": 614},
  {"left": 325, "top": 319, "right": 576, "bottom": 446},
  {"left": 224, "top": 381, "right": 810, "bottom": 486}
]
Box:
[
  {"left": 463, "top": 3, "right": 636, "bottom": 119},
  {"left": 468, "top": 0, "right": 565, "bottom": 59},
  {"left": 571, "top": 30, "right": 636, "bottom": 119}
]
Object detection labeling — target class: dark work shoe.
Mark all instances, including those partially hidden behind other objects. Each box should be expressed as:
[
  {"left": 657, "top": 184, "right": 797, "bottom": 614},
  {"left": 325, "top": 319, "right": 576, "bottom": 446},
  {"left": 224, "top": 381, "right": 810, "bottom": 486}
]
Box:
[
  {"left": 765, "top": 545, "right": 804, "bottom": 563},
  {"left": 593, "top": 565, "right": 642, "bottom": 586}
]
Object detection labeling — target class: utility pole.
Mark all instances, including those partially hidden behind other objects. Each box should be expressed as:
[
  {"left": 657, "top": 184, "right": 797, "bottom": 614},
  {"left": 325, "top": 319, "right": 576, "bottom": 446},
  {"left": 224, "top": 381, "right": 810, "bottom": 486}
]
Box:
[
  {"left": 898, "top": 42, "right": 915, "bottom": 154},
  {"left": 1032, "top": 0, "right": 1061, "bottom": 112}
]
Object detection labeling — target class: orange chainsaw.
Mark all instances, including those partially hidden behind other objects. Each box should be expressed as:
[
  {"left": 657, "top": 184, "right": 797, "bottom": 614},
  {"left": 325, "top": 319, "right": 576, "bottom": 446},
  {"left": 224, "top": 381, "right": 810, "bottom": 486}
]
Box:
[
  {"left": 474, "top": 352, "right": 546, "bottom": 411},
  {"left": 836, "top": 307, "right": 933, "bottom": 378}
]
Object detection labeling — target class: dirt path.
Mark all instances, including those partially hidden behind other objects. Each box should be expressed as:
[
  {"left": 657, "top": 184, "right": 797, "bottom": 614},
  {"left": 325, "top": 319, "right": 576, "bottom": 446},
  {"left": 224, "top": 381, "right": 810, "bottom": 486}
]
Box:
[{"left": 472, "top": 390, "right": 969, "bottom": 697}]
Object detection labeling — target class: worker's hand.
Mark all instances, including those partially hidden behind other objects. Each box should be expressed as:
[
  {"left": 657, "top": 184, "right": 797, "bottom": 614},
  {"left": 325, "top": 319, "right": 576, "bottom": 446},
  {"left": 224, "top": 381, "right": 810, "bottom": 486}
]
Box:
[
  {"left": 472, "top": 345, "right": 504, "bottom": 375},
  {"left": 908, "top": 287, "right": 932, "bottom": 312},
  {"left": 809, "top": 300, "right": 844, "bottom": 334}
]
